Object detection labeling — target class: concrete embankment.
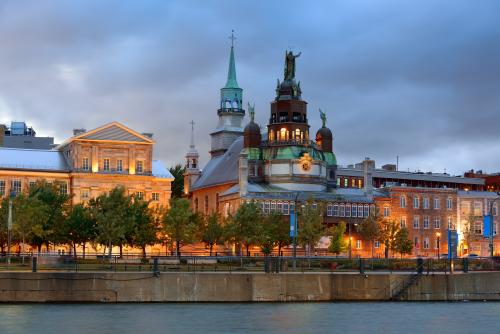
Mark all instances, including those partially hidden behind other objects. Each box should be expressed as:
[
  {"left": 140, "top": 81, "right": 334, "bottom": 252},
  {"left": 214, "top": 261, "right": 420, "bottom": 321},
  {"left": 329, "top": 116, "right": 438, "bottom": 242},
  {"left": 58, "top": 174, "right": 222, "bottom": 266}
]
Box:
[{"left": 0, "top": 272, "right": 499, "bottom": 302}]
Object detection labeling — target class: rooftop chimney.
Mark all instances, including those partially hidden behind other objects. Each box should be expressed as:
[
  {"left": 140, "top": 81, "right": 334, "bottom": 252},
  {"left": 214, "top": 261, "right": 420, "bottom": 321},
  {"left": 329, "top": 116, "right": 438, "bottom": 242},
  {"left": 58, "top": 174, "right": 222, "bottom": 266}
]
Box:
[
  {"left": 363, "top": 157, "right": 375, "bottom": 200},
  {"left": 0, "top": 124, "right": 5, "bottom": 147},
  {"left": 73, "top": 128, "right": 87, "bottom": 136},
  {"left": 142, "top": 132, "right": 154, "bottom": 139}
]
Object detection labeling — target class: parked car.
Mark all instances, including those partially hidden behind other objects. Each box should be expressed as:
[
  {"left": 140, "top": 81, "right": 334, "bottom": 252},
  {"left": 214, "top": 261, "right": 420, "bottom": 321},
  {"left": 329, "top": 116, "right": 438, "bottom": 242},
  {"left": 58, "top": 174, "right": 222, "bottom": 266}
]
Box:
[{"left": 461, "top": 253, "right": 479, "bottom": 258}]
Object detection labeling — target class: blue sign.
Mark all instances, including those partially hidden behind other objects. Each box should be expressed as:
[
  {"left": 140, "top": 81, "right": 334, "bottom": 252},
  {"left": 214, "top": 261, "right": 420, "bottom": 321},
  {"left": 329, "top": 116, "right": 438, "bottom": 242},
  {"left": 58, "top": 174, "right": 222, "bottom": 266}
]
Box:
[
  {"left": 484, "top": 215, "right": 493, "bottom": 238},
  {"left": 290, "top": 210, "right": 296, "bottom": 237},
  {"left": 447, "top": 230, "right": 458, "bottom": 259}
]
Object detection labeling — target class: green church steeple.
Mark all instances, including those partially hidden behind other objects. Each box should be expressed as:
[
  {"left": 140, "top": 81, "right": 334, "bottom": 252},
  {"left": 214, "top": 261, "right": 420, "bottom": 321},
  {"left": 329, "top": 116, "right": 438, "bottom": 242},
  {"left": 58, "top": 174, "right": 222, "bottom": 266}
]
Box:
[
  {"left": 219, "top": 30, "right": 243, "bottom": 113},
  {"left": 224, "top": 45, "right": 239, "bottom": 89}
]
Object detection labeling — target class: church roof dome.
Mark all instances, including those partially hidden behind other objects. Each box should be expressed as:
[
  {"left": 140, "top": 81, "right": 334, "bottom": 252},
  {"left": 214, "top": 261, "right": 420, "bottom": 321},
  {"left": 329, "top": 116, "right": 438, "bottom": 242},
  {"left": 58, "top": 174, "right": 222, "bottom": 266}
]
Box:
[
  {"left": 244, "top": 121, "right": 260, "bottom": 135},
  {"left": 316, "top": 126, "right": 332, "bottom": 140}
]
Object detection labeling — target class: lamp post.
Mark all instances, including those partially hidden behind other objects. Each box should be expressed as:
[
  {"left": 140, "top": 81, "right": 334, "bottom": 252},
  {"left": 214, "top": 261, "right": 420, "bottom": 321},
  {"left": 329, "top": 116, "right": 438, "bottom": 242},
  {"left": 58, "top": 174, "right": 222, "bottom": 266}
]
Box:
[
  {"left": 436, "top": 232, "right": 441, "bottom": 258},
  {"left": 487, "top": 194, "right": 500, "bottom": 258},
  {"left": 348, "top": 220, "right": 352, "bottom": 259},
  {"left": 292, "top": 192, "right": 299, "bottom": 269}
]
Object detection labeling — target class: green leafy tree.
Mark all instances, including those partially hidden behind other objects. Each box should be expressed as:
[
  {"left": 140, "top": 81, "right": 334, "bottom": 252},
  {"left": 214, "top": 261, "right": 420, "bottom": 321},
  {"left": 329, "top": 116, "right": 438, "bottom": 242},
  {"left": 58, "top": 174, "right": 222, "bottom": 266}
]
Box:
[
  {"left": 358, "top": 209, "right": 383, "bottom": 258},
  {"left": 270, "top": 211, "right": 291, "bottom": 256},
  {"left": 462, "top": 213, "right": 477, "bottom": 254},
  {"left": 91, "top": 187, "right": 133, "bottom": 259},
  {"left": 394, "top": 227, "right": 413, "bottom": 258},
  {"left": 201, "top": 212, "right": 224, "bottom": 256},
  {"left": 297, "top": 199, "right": 324, "bottom": 256},
  {"left": 328, "top": 222, "right": 347, "bottom": 256},
  {"left": 169, "top": 164, "right": 186, "bottom": 199},
  {"left": 380, "top": 219, "right": 400, "bottom": 258},
  {"left": 256, "top": 212, "right": 282, "bottom": 256},
  {"left": 0, "top": 198, "right": 9, "bottom": 253},
  {"left": 64, "top": 204, "right": 96, "bottom": 258},
  {"left": 129, "top": 196, "right": 159, "bottom": 259},
  {"left": 162, "top": 198, "right": 198, "bottom": 258},
  {"left": 226, "top": 202, "right": 261, "bottom": 256}
]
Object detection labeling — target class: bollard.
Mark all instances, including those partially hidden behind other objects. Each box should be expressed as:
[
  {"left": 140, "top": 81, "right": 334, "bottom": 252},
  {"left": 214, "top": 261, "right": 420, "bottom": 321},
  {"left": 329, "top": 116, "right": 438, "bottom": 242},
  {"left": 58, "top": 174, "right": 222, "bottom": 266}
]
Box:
[
  {"left": 359, "top": 258, "right": 365, "bottom": 275},
  {"left": 153, "top": 257, "right": 159, "bottom": 273},
  {"left": 32, "top": 257, "right": 37, "bottom": 273},
  {"left": 264, "top": 257, "right": 270, "bottom": 273},
  {"left": 416, "top": 258, "right": 424, "bottom": 274},
  {"left": 463, "top": 258, "right": 469, "bottom": 273}
]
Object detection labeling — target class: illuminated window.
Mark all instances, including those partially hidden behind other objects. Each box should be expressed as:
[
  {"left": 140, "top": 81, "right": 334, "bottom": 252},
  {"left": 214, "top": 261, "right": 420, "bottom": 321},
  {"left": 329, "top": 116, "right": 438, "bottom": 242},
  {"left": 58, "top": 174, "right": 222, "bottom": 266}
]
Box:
[
  {"left": 358, "top": 179, "right": 362, "bottom": 188},
  {"left": 280, "top": 128, "right": 287, "bottom": 141},
  {"left": 295, "top": 129, "right": 300, "bottom": 139},
  {"left": 434, "top": 217, "right": 441, "bottom": 229},
  {"left": 117, "top": 160, "right": 123, "bottom": 172},
  {"left": 344, "top": 178, "right": 348, "bottom": 187},
  {"left": 474, "top": 221, "right": 482, "bottom": 235},
  {"left": 351, "top": 179, "right": 356, "bottom": 188},
  {"left": 337, "top": 177, "right": 341, "bottom": 187},
  {"left": 82, "top": 157, "right": 89, "bottom": 171},
  {"left": 103, "top": 158, "right": 110, "bottom": 171},
  {"left": 152, "top": 193, "right": 160, "bottom": 201},
  {"left": 356, "top": 240, "right": 362, "bottom": 249},
  {"left": 474, "top": 202, "right": 482, "bottom": 216},
  {"left": 136, "top": 161, "right": 144, "bottom": 174}
]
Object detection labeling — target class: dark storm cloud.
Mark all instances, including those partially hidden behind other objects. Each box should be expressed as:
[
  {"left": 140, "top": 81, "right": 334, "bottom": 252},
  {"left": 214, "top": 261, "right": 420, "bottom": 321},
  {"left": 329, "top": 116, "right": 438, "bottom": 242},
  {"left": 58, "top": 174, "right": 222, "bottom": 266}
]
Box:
[{"left": 0, "top": 0, "right": 499, "bottom": 174}]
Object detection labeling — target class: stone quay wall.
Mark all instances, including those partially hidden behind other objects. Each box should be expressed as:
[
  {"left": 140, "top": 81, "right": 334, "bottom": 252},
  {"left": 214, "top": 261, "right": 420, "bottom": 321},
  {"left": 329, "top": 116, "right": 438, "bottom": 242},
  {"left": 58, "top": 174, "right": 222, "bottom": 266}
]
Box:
[{"left": 0, "top": 272, "right": 499, "bottom": 302}]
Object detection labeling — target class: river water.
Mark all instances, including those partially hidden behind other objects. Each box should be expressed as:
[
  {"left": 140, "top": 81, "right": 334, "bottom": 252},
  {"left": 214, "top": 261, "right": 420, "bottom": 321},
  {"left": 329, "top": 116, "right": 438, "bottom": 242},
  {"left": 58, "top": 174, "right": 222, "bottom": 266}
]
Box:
[{"left": 0, "top": 302, "right": 498, "bottom": 333}]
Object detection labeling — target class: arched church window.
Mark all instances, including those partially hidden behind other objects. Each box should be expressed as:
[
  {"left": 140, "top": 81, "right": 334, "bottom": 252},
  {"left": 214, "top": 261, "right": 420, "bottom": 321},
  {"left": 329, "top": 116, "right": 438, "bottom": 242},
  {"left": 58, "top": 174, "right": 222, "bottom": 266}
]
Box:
[
  {"left": 295, "top": 129, "right": 300, "bottom": 140},
  {"left": 280, "top": 128, "right": 287, "bottom": 141}
]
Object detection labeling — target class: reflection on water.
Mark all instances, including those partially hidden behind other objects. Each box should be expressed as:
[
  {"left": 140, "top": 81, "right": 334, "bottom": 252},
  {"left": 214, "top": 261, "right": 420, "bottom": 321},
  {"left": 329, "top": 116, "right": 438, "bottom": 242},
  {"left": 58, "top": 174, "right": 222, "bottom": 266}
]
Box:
[{"left": 0, "top": 302, "right": 499, "bottom": 334}]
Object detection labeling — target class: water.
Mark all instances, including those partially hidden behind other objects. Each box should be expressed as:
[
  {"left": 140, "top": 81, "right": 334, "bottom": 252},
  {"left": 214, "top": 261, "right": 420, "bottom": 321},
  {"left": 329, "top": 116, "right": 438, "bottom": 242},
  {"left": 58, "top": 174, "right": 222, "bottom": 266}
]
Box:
[{"left": 0, "top": 302, "right": 498, "bottom": 334}]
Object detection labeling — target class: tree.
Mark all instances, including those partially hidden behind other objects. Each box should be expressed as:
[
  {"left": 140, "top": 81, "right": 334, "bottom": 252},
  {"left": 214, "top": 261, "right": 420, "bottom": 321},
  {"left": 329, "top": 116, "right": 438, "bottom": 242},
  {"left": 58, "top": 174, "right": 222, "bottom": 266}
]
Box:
[
  {"left": 358, "top": 209, "right": 382, "bottom": 258},
  {"left": 64, "top": 204, "right": 96, "bottom": 258},
  {"left": 462, "top": 213, "right": 477, "bottom": 254},
  {"left": 393, "top": 227, "right": 413, "bottom": 258},
  {"left": 129, "top": 196, "right": 159, "bottom": 259},
  {"left": 297, "top": 199, "right": 324, "bottom": 256},
  {"left": 226, "top": 202, "right": 261, "bottom": 256},
  {"left": 256, "top": 211, "right": 283, "bottom": 256},
  {"left": 0, "top": 198, "right": 9, "bottom": 253},
  {"left": 380, "top": 219, "right": 400, "bottom": 258},
  {"left": 201, "top": 212, "right": 224, "bottom": 256},
  {"left": 91, "top": 187, "right": 133, "bottom": 259},
  {"left": 270, "top": 212, "right": 291, "bottom": 256},
  {"left": 169, "top": 164, "right": 186, "bottom": 199},
  {"left": 329, "top": 222, "right": 347, "bottom": 256},
  {"left": 162, "top": 198, "right": 198, "bottom": 258}
]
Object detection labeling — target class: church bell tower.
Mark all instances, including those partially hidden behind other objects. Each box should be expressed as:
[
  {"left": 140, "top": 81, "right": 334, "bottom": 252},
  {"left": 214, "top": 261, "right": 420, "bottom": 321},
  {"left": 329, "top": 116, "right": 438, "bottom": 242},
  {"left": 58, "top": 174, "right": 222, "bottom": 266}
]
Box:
[{"left": 184, "top": 121, "right": 201, "bottom": 196}]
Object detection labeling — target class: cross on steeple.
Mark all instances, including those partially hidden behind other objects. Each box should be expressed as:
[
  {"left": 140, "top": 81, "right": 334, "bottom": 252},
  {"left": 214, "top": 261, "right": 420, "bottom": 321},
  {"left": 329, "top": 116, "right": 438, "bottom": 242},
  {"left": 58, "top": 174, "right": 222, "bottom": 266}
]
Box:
[
  {"left": 189, "top": 120, "right": 195, "bottom": 149},
  {"left": 229, "top": 29, "right": 236, "bottom": 48}
]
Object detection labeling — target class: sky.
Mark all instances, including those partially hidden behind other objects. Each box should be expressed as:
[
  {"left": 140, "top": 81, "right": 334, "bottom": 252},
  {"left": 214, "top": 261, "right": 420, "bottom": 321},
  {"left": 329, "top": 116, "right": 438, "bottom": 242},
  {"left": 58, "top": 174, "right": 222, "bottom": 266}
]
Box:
[{"left": 0, "top": 0, "right": 499, "bottom": 175}]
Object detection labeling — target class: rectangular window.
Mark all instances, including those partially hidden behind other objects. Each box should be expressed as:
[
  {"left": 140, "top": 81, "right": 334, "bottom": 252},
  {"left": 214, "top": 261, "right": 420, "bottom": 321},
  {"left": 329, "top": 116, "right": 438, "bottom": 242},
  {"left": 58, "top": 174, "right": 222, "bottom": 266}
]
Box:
[
  {"left": 82, "top": 157, "right": 89, "bottom": 171},
  {"left": 336, "top": 177, "right": 341, "bottom": 187},
  {"left": 414, "top": 237, "right": 419, "bottom": 248},
  {"left": 434, "top": 217, "right": 441, "bottom": 229},
  {"left": 136, "top": 160, "right": 144, "bottom": 174},
  {"left": 340, "top": 204, "right": 345, "bottom": 217},
  {"left": 374, "top": 241, "right": 380, "bottom": 248},
  {"left": 345, "top": 204, "right": 351, "bottom": 217},
  {"left": 59, "top": 182, "right": 67, "bottom": 195},
  {"left": 81, "top": 189, "right": 89, "bottom": 199},
  {"left": 413, "top": 196, "right": 419, "bottom": 209},
  {"left": 423, "top": 216, "right": 430, "bottom": 229},
  {"left": 271, "top": 201, "right": 276, "bottom": 212},
  {"left": 204, "top": 195, "right": 209, "bottom": 214},
  {"left": 11, "top": 180, "right": 21, "bottom": 195},
  {"left": 0, "top": 180, "right": 4, "bottom": 196},
  {"left": 423, "top": 237, "right": 430, "bottom": 249},
  {"left": 474, "top": 221, "right": 482, "bottom": 235},
  {"left": 400, "top": 195, "right": 406, "bottom": 208},
  {"left": 447, "top": 197, "right": 453, "bottom": 210},
  {"left": 434, "top": 238, "right": 439, "bottom": 249},
  {"left": 136, "top": 191, "right": 144, "bottom": 200},
  {"left": 400, "top": 216, "right": 406, "bottom": 228},
  {"left": 364, "top": 205, "right": 369, "bottom": 218},
  {"left": 333, "top": 204, "right": 339, "bottom": 217},
  {"left": 352, "top": 204, "right": 357, "bottom": 218},
  {"left": 327, "top": 204, "right": 333, "bottom": 217},
  {"left": 358, "top": 179, "right": 362, "bottom": 189},
  {"left": 383, "top": 206, "right": 390, "bottom": 217},
  {"left": 264, "top": 202, "right": 270, "bottom": 214},
  {"left": 434, "top": 198, "right": 440, "bottom": 209},
  {"left": 344, "top": 178, "right": 348, "bottom": 188},
  {"left": 413, "top": 216, "right": 420, "bottom": 229},
  {"left": 103, "top": 158, "right": 110, "bottom": 171},
  {"left": 356, "top": 239, "right": 362, "bottom": 250},
  {"left": 277, "top": 202, "right": 283, "bottom": 213},
  {"left": 474, "top": 202, "right": 482, "bottom": 216},
  {"left": 117, "top": 159, "right": 123, "bottom": 172},
  {"left": 358, "top": 205, "right": 364, "bottom": 217},
  {"left": 423, "top": 197, "right": 429, "bottom": 209},
  {"left": 152, "top": 192, "right": 160, "bottom": 201},
  {"left": 351, "top": 179, "right": 356, "bottom": 188},
  {"left": 448, "top": 217, "right": 453, "bottom": 229},
  {"left": 283, "top": 202, "right": 289, "bottom": 215}
]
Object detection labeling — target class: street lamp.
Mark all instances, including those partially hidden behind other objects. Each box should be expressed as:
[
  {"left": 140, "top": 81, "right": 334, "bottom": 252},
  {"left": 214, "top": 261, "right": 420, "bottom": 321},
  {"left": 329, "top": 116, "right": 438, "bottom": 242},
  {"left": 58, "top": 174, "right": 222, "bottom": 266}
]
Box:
[
  {"left": 487, "top": 193, "right": 500, "bottom": 258},
  {"left": 292, "top": 192, "right": 299, "bottom": 269},
  {"left": 436, "top": 232, "right": 441, "bottom": 258}
]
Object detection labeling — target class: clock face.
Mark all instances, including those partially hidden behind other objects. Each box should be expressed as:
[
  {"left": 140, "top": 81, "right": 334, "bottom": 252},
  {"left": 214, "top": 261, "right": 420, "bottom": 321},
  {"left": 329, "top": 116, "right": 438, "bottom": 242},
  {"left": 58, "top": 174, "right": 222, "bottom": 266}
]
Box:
[{"left": 301, "top": 161, "right": 311, "bottom": 171}]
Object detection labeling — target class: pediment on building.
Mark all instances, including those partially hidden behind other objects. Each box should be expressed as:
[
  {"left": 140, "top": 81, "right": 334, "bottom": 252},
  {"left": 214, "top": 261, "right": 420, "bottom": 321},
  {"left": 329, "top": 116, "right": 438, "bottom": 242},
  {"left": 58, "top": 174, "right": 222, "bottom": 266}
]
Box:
[{"left": 72, "top": 122, "right": 154, "bottom": 144}]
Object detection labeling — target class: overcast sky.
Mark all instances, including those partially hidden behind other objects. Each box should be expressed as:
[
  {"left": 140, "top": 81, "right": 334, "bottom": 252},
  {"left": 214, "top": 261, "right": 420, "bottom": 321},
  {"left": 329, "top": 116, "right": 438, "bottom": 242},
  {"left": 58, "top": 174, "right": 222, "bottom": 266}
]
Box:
[{"left": 0, "top": 0, "right": 499, "bottom": 175}]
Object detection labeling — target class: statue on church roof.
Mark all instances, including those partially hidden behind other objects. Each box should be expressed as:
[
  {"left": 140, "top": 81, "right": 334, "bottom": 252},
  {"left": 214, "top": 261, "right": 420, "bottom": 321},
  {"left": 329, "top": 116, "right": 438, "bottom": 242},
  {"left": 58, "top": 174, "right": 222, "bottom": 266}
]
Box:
[
  {"left": 319, "top": 108, "right": 327, "bottom": 127},
  {"left": 248, "top": 102, "right": 255, "bottom": 122},
  {"left": 284, "top": 50, "right": 301, "bottom": 80}
]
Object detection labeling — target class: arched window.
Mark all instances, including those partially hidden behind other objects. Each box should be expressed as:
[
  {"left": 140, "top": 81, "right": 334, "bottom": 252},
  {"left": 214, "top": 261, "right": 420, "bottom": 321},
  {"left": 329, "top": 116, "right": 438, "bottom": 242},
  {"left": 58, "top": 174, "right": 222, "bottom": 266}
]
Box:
[
  {"left": 295, "top": 129, "right": 300, "bottom": 139},
  {"left": 280, "top": 128, "right": 287, "bottom": 141}
]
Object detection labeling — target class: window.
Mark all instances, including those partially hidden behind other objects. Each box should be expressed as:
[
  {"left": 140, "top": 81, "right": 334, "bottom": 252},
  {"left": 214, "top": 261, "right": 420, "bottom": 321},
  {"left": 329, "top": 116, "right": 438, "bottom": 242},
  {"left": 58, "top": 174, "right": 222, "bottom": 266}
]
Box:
[
  {"left": 474, "top": 202, "right": 482, "bottom": 216},
  {"left": 400, "top": 216, "right": 406, "bottom": 228},
  {"left": 358, "top": 179, "right": 362, "bottom": 189},
  {"left": 447, "top": 217, "right": 453, "bottom": 229},
  {"left": 413, "top": 216, "right": 420, "bottom": 229},
  {"left": 333, "top": 204, "right": 339, "bottom": 217},
  {"left": 271, "top": 201, "right": 276, "bottom": 212},
  {"left": 290, "top": 202, "right": 295, "bottom": 215},
  {"left": 400, "top": 195, "right": 406, "bottom": 208},
  {"left": 340, "top": 204, "right": 345, "bottom": 217},
  {"left": 327, "top": 204, "right": 333, "bottom": 217},
  {"left": 136, "top": 191, "right": 144, "bottom": 200},
  {"left": 413, "top": 196, "right": 419, "bottom": 209},
  {"left": 352, "top": 205, "right": 358, "bottom": 218},
  {"left": 358, "top": 205, "right": 364, "bottom": 217},
  {"left": 277, "top": 202, "right": 283, "bottom": 213},
  {"left": 117, "top": 160, "right": 123, "bottom": 172},
  {"left": 344, "top": 178, "right": 348, "bottom": 188},
  {"left": 152, "top": 192, "right": 160, "bottom": 201},
  {"left": 351, "top": 179, "right": 356, "bottom": 188},
  {"left": 264, "top": 202, "right": 270, "bottom": 214},
  {"left": 356, "top": 240, "right": 362, "bottom": 250},
  {"left": 474, "top": 221, "right": 482, "bottom": 235},
  {"left": 446, "top": 197, "right": 453, "bottom": 210},
  {"left": 493, "top": 204, "right": 498, "bottom": 216},
  {"left": 283, "top": 202, "right": 289, "bottom": 215},
  {"left": 434, "top": 217, "right": 441, "bottom": 229},
  {"left": 204, "top": 195, "right": 209, "bottom": 214},
  {"left": 434, "top": 238, "right": 439, "bottom": 249},
  {"left": 11, "top": 180, "right": 21, "bottom": 195},
  {"left": 414, "top": 237, "right": 419, "bottom": 248},
  {"left": 59, "top": 183, "right": 67, "bottom": 195},
  {"left": 337, "top": 177, "right": 341, "bottom": 187},
  {"left": 136, "top": 160, "right": 144, "bottom": 174},
  {"left": 29, "top": 181, "right": 37, "bottom": 188},
  {"left": 423, "top": 197, "right": 429, "bottom": 209},
  {"left": 383, "top": 206, "right": 390, "bottom": 217},
  {"left": 434, "top": 198, "right": 440, "bottom": 209},
  {"left": 423, "top": 216, "right": 430, "bottom": 229},
  {"left": 82, "top": 157, "right": 89, "bottom": 171},
  {"left": 0, "top": 180, "right": 4, "bottom": 196},
  {"left": 81, "top": 189, "right": 89, "bottom": 199},
  {"left": 346, "top": 204, "right": 351, "bottom": 217},
  {"left": 423, "top": 237, "right": 430, "bottom": 249},
  {"left": 103, "top": 158, "right": 110, "bottom": 171},
  {"left": 364, "top": 205, "right": 369, "bottom": 218},
  {"left": 374, "top": 241, "right": 380, "bottom": 248},
  {"left": 194, "top": 198, "right": 199, "bottom": 212}
]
